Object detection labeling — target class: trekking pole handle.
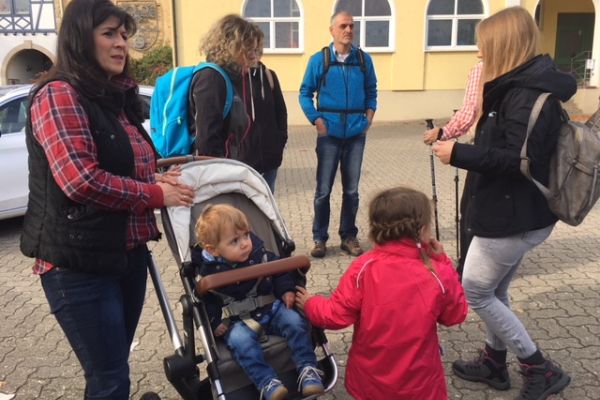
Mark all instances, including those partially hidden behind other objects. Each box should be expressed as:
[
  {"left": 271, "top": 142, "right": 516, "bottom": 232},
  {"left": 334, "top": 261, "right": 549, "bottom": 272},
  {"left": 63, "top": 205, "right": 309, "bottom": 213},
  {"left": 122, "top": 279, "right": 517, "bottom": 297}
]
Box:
[{"left": 426, "top": 119, "right": 434, "bottom": 130}]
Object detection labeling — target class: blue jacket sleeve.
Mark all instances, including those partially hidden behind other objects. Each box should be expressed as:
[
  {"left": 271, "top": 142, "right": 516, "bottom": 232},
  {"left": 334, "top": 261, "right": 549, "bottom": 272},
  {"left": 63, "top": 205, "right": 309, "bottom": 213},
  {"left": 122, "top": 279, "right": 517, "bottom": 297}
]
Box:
[
  {"left": 299, "top": 53, "right": 323, "bottom": 124},
  {"left": 363, "top": 52, "right": 378, "bottom": 111}
]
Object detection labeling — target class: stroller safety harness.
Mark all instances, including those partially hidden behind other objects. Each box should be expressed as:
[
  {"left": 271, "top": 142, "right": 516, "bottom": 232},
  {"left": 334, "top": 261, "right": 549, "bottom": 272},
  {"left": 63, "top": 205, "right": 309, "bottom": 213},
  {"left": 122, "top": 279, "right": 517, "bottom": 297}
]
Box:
[{"left": 220, "top": 294, "right": 276, "bottom": 320}]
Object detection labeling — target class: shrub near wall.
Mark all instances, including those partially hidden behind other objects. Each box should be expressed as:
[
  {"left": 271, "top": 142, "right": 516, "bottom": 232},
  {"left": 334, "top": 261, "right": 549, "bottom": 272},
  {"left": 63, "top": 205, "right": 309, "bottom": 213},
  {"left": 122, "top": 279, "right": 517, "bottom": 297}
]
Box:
[{"left": 130, "top": 45, "right": 173, "bottom": 86}]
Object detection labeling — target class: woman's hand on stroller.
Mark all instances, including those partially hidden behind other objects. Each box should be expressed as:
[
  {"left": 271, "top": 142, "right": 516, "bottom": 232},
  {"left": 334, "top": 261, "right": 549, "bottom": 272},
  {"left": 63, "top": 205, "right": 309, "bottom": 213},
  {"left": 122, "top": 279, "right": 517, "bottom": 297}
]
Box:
[
  {"left": 213, "top": 323, "right": 228, "bottom": 337},
  {"left": 158, "top": 181, "right": 195, "bottom": 207},
  {"left": 155, "top": 166, "right": 183, "bottom": 185},
  {"left": 294, "top": 286, "right": 312, "bottom": 311},
  {"left": 282, "top": 291, "right": 295, "bottom": 309}
]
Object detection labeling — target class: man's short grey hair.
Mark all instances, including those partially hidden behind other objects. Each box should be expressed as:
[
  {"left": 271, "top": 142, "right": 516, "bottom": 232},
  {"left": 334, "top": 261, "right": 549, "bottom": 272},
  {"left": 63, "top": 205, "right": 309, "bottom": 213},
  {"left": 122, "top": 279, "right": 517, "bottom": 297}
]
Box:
[{"left": 330, "top": 10, "right": 353, "bottom": 27}]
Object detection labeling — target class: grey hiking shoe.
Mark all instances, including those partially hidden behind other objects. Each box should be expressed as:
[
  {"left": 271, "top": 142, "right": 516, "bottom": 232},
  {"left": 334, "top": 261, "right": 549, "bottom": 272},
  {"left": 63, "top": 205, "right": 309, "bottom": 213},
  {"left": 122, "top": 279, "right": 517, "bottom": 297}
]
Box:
[
  {"left": 452, "top": 349, "right": 511, "bottom": 390},
  {"left": 517, "top": 360, "right": 570, "bottom": 400},
  {"left": 340, "top": 237, "right": 363, "bottom": 256}
]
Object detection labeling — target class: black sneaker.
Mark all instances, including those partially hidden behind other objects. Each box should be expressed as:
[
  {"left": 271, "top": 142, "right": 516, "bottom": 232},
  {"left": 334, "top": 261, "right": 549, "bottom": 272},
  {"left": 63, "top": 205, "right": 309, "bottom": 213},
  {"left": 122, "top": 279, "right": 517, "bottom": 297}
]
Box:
[
  {"left": 452, "top": 349, "right": 511, "bottom": 390},
  {"left": 517, "top": 360, "right": 570, "bottom": 400},
  {"left": 310, "top": 241, "right": 326, "bottom": 258}
]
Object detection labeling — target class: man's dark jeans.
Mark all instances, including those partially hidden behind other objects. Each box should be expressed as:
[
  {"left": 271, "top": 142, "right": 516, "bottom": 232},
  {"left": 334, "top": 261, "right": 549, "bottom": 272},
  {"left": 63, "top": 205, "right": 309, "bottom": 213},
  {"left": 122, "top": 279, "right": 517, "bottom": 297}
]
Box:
[
  {"left": 313, "top": 133, "right": 366, "bottom": 242},
  {"left": 41, "top": 245, "right": 149, "bottom": 400}
]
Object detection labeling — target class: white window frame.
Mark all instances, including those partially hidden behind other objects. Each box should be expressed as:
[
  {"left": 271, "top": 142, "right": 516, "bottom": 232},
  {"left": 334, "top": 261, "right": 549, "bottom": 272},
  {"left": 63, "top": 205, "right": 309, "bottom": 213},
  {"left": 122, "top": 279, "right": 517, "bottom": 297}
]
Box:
[
  {"left": 332, "top": 0, "right": 395, "bottom": 53},
  {"left": 242, "top": 0, "right": 304, "bottom": 54},
  {"left": 425, "top": 0, "right": 487, "bottom": 52}
]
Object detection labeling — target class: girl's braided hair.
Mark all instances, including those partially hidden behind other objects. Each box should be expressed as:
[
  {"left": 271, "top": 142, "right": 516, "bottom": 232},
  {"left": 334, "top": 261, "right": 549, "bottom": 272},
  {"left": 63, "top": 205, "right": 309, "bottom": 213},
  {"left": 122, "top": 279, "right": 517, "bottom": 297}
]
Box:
[{"left": 368, "top": 186, "right": 436, "bottom": 272}]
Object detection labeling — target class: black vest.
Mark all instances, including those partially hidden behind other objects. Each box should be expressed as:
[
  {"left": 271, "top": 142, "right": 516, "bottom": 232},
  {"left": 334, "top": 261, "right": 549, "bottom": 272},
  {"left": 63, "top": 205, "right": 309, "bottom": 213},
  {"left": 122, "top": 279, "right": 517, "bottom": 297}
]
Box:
[{"left": 20, "top": 82, "right": 152, "bottom": 274}]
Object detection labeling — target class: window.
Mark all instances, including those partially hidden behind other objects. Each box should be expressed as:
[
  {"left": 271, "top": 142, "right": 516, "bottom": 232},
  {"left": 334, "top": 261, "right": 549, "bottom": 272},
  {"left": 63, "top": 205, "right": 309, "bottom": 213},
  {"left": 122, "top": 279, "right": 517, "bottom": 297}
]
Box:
[
  {"left": 0, "top": 0, "right": 29, "bottom": 15},
  {"left": 243, "top": 0, "right": 303, "bottom": 53},
  {"left": 0, "top": 96, "right": 28, "bottom": 135},
  {"left": 426, "top": 0, "right": 484, "bottom": 50},
  {"left": 334, "top": 0, "right": 393, "bottom": 51}
]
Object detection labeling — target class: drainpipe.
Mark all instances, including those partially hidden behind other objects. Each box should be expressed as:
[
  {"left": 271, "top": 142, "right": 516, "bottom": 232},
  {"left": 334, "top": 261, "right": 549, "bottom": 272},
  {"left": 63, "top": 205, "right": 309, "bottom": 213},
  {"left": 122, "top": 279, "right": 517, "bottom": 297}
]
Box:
[{"left": 170, "top": 0, "right": 178, "bottom": 66}]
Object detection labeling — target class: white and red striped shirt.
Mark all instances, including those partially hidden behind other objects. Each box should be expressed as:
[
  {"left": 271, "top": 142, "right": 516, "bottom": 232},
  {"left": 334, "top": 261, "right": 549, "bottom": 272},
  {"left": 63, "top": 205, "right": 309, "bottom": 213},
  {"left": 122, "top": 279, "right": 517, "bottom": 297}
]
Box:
[{"left": 442, "top": 62, "right": 483, "bottom": 140}]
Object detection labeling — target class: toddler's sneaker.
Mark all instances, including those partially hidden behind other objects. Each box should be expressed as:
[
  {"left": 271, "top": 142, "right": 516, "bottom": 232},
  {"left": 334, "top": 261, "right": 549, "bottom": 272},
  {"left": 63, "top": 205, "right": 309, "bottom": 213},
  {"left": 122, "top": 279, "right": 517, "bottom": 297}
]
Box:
[
  {"left": 260, "top": 378, "right": 288, "bottom": 400},
  {"left": 298, "top": 366, "right": 324, "bottom": 396}
]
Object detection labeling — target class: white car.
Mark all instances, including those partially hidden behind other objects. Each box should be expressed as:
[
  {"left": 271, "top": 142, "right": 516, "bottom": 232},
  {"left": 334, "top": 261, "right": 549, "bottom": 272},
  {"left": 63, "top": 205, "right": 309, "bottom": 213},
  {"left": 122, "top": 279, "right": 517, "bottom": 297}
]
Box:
[{"left": 0, "top": 84, "right": 153, "bottom": 220}]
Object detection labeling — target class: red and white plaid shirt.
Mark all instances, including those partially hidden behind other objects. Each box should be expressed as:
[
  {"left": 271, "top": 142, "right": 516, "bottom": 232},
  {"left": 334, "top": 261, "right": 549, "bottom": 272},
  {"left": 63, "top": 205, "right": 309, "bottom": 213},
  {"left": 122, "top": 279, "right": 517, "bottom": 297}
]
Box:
[
  {"left": 442, "top": 62, "right": 483, "bottom": 140},
  {"left": 30, "top": 79, "right": 164, "bottom": 274}
]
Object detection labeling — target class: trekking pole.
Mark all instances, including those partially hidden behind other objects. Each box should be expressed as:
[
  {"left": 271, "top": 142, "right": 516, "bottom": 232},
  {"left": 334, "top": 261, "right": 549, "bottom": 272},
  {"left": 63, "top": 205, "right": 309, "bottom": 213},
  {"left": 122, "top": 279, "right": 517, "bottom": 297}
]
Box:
[
  {"left": 426, "top": 119, "right": 440, "bottom": 241},
  {"left": 452, "top": 110, "right": 460, "bottom": 261}
]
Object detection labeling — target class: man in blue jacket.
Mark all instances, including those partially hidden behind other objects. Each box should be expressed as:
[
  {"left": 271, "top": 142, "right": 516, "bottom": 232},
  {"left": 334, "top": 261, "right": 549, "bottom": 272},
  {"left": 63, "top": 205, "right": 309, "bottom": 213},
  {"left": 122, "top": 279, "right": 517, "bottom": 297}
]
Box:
[{"left": 299, "top": 11, "right": 377, "bottom": 258}]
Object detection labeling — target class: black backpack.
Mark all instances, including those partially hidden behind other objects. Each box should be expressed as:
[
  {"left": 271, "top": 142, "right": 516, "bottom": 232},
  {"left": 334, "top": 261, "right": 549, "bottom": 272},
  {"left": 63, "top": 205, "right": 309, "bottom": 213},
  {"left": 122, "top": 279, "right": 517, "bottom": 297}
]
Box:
[{"left": 319, "top": 46, "right": 366, "bottom": 89}]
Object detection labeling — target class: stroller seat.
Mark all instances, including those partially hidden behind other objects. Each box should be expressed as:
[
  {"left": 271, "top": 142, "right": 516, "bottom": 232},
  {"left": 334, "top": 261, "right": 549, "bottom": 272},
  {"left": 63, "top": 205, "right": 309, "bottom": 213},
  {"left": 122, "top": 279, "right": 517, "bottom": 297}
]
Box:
[{"left": 151, "top": 158, "right": 338, "bottom": 399}]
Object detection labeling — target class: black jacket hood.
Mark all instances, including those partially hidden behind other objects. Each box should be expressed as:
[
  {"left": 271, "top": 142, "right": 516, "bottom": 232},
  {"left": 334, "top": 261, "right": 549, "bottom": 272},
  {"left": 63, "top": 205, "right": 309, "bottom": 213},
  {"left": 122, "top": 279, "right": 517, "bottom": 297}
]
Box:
[{"left": 485, "top": 54, "right": 577, "bottom": 104}]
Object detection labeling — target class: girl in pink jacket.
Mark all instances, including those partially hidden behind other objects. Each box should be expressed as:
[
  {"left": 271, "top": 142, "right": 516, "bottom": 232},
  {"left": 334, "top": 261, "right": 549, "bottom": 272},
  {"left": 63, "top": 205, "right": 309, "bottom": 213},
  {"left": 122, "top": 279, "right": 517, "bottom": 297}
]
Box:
[{"left": 296, "top": 186, "right": 468, "bottom": 399}]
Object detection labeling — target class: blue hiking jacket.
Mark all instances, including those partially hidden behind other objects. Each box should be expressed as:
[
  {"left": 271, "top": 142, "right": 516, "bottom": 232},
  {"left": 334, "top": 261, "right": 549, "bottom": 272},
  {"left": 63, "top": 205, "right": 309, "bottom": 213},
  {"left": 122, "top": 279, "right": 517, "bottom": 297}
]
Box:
[{"left": 299, "top": 44, "right": 377, "bottom": 139}]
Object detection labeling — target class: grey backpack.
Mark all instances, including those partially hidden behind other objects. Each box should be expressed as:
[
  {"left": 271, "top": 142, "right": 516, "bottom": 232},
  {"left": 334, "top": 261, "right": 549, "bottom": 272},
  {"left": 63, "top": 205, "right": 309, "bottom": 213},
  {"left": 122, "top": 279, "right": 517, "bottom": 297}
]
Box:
[{"left": 520, "top": 92, "right": 600, "bottom": 226}]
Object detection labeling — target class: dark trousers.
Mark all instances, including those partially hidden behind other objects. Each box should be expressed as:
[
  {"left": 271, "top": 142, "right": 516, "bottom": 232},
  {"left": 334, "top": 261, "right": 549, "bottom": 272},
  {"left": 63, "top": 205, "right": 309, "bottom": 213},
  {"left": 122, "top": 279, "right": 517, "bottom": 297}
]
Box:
[{"left": 41, "top": 245, "right": 149, "bottom": 400}]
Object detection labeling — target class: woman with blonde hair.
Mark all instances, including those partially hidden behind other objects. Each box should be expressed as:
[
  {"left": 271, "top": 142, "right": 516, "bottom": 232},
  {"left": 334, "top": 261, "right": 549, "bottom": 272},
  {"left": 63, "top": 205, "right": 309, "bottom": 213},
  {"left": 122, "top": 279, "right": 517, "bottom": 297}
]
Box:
[
  {"left": 190, "top": 15, "right": 270, "bottom": 173},
  {"left": 433, "top": 7, "right": 575, "bottom": 400}
]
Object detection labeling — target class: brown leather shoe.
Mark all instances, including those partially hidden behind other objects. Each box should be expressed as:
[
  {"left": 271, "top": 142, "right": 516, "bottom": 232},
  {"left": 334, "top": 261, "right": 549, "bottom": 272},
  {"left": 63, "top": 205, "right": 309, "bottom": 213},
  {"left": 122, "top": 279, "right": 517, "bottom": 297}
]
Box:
[
  {"left": 310, "top": 241, "right": 326, "bottom": 258},
  {"left": 341, "top": 237, "right": 363, "bottom": 256}
]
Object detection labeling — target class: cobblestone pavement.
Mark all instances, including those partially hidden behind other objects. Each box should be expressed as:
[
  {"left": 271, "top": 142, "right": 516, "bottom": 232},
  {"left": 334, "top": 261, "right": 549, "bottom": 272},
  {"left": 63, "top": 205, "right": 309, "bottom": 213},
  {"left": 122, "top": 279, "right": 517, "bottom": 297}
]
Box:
[{"left": 1, "top": 121, "right": 599, "bottom": 399}]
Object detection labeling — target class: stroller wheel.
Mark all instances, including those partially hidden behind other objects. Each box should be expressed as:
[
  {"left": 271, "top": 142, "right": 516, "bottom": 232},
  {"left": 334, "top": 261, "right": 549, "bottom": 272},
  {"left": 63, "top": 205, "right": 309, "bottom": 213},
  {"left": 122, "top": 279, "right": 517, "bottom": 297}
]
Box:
[{"left": 139, "top": 392, "right": 161, "bottom": 400}]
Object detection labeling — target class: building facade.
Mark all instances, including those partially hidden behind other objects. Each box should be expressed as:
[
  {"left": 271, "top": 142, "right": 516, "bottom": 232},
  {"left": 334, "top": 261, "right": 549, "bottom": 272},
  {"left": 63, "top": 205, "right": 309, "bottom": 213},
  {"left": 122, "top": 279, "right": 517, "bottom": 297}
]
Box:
[
  {"left": 172, "top": 0, "right": 600, "bottom": 121},
  {"left": 2, "top": 1, "right": 599, "bottom": 119},
  {"left": 0, "top": 0, "right": 172, "bottom": 85}
]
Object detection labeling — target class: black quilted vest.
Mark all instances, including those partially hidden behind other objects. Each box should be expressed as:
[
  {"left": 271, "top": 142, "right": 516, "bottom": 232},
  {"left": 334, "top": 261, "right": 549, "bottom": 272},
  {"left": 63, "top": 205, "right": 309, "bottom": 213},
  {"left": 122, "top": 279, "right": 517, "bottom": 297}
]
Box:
[{"left": 20, "top": 82, "right": 149, "bottom": 275}]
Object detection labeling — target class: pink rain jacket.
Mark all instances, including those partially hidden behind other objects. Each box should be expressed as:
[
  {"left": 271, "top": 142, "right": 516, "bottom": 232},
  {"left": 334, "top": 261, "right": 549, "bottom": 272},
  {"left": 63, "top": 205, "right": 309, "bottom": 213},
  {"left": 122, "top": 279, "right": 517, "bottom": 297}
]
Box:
[{"left": 304, "top": 240, "right": 468, "bottom": 400}]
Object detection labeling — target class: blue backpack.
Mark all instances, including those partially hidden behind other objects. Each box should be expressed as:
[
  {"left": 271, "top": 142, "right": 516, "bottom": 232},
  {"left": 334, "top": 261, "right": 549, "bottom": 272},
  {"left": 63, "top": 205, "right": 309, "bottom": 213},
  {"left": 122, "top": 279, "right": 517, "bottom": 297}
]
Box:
[{"left": 150, "top": 62, "right": 234, "bottom": 158}]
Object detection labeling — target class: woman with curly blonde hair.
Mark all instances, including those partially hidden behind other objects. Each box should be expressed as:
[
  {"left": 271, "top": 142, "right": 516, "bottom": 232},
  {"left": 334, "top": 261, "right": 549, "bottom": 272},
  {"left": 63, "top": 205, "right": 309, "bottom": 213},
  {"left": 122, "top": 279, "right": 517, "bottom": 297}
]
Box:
[
  {"left": 296, "top": 186, "right": 467, "bottom": 400},
  {"left": 190, "top": 14, "right": 269, "bottom": 172}
]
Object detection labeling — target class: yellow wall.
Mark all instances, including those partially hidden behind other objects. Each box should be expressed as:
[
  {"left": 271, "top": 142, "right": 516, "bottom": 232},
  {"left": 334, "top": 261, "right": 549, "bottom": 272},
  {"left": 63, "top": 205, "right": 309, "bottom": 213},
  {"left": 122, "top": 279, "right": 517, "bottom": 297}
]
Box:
[
  {"left": 175, "top": 0, "right": 481, "bottom": 91},
  {"left": 173, "top": 0, "right": 596, "bottom": 92}
]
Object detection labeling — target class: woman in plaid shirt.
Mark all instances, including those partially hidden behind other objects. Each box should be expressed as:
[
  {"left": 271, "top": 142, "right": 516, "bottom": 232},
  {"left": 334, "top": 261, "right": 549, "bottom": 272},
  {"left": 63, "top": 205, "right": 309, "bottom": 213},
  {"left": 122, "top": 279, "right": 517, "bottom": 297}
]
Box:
[{"left": 20, "top": 0, "right": 194, "bottom": 398}]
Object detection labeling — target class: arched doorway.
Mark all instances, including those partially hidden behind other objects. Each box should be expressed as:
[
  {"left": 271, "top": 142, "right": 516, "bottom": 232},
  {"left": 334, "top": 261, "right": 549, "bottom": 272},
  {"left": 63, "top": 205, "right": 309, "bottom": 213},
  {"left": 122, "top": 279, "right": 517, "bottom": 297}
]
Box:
[
  {"left": 534, "top": 0, "right": 598, "bottom": 86},
  {"left": 5, "top": 49, "right": 53, "bottom": 84}
]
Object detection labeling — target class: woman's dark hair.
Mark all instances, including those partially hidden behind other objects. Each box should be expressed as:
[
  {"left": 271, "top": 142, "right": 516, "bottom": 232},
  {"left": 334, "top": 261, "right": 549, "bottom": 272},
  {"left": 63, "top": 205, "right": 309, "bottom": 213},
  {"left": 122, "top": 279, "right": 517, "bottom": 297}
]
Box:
[{"left": 38, "top": 0, "right": 137, "bottom": 101}]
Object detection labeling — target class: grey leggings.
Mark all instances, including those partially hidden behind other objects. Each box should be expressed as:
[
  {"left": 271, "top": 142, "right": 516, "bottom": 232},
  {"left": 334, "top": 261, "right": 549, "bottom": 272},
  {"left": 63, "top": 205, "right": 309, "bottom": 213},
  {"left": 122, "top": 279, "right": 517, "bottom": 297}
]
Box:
[{"left": 462, "top": 224, "right": 554, "bottom": 359}]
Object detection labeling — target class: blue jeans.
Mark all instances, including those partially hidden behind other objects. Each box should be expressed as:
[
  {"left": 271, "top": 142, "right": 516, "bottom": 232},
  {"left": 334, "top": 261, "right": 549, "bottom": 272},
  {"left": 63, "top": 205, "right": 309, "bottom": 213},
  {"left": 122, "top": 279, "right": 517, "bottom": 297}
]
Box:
[
  {"left": 313, "top": 133, "right": 366, "bottom": 242},
  {"left": 40, "top": 245, "right": 150, "bottom": 400},
  {"left": 462, "top": 225, "right": 554, "bottom": 358},
  {"left": 262, "top": 168, "right": 278, "bottom": 194},
  {"left": 224, "top": 300, "right": 317, "bottom": 389}
]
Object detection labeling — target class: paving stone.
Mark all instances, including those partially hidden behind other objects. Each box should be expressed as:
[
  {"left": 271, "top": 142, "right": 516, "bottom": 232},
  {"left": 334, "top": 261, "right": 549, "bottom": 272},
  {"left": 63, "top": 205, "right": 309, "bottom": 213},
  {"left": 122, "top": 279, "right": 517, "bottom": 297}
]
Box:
[{"left": 1, "top": 121, "right": 598, "bottom": 399}]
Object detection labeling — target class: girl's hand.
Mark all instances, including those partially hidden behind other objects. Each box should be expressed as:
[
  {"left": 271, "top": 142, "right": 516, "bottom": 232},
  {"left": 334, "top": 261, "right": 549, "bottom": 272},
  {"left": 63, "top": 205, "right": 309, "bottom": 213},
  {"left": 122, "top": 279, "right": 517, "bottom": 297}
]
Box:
[
  {"left": 282, "top": 291, "right": 295, "bottom": 309},
  {"left": 432, "top": 140, "right": 455, "bottom": 164},
  {"left": 294, "top": 286, "right": 312, "bottom": 311},
  {"left": 428, "top": 238, "right": 444, "bottom": 255},
  {"left": 214, "top": 323, "right": 228, "bottom": 337}
]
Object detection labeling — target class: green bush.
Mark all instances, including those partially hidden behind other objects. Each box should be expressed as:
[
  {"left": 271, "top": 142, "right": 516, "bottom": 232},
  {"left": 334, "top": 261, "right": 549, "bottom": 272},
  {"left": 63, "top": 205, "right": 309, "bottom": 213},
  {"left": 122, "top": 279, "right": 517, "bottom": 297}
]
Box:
[{"left": 130, "top": 45, "right": 173, "bottom": 85}]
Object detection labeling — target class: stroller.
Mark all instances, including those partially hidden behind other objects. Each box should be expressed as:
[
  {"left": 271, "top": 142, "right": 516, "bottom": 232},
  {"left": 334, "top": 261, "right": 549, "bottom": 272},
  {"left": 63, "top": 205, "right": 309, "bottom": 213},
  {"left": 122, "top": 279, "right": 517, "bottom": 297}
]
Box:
[{"left": 148, "top": 157, "right": 339, "bottom": 400}]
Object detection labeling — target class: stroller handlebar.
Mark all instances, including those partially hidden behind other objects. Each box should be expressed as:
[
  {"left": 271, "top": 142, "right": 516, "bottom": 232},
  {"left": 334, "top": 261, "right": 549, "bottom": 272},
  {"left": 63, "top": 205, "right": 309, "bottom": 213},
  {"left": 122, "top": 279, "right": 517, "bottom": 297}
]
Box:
[
  {"left": 196, "top": 255, "right": 311, "bottom": 296},
  {"left": 156, "top": 155, "right": 214, "bottom": 169}
]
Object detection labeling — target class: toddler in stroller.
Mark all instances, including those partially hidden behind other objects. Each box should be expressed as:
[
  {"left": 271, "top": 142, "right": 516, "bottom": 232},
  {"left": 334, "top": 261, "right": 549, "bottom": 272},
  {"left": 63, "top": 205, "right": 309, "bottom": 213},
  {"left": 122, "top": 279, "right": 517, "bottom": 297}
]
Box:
[
  {"left": 150, "top": 157, "right": 338, "bottom": 400},
  {"left": 192, "top": 204, "right": 324, "bottom": 400}
]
